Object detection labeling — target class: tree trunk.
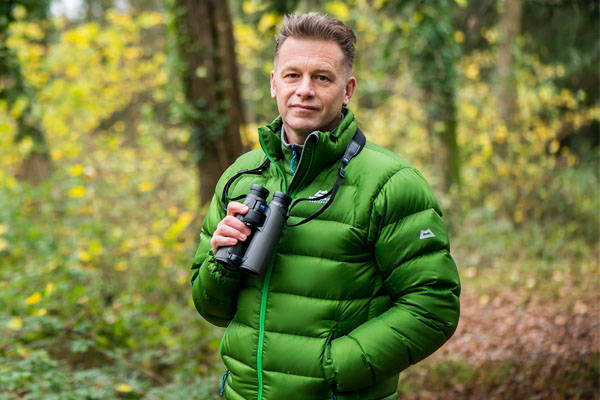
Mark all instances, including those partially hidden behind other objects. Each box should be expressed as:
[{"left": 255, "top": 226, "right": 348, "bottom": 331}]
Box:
[
  {"left": 14, "top": 117, "right": 53, "bottom": 184},
  {"left": 174, "top": 0, "right": 245, "bottom": 206},
  {"left": 497, "top": 0, "right": 522, "bottom": 128},
  {"left": 0, "top": 2, "right": 53, "bottom": 184}
]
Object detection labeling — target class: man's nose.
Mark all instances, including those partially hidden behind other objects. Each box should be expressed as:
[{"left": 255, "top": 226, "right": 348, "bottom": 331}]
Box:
[{"left": 295, "top": 76, "right": 314, "bottom": 98}]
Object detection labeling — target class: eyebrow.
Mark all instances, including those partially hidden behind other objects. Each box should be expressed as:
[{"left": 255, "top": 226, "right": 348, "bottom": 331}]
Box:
[{"left": 279, "top": 65, "right": 337, "bottom": 76}]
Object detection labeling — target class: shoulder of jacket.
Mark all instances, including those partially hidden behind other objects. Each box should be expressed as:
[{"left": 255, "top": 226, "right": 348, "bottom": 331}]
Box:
[
  {"left": 354, "top": 140, "right": 419, "bottom": 184},
  {"left": 361, "top": 141, "right": 411, "bottom": 168},
  {"left": 221, "top": 149, "right": 266, "bottom": 179},
  {"left": 230, "top": 148, "right": 266, "bottom": 170},
  {"left": 356, "top": 140, "right": 438, "bottom": 210},
  {"left": 215, "top": 148, "right": 266, "bottom": 193}
]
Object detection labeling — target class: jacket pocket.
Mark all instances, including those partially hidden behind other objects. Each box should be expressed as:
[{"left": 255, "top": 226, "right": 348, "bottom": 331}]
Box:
[{"left": 322, "top": 331, "right": 337, "bottom": 398}]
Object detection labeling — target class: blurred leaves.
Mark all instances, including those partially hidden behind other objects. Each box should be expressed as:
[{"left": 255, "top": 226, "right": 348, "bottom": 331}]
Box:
[{"left": 0, "top": 1, "right": 598, "bottom": 399}]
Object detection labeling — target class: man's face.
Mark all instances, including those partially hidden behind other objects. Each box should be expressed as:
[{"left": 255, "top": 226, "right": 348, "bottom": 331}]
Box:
[{"left": 270, "top": 38, "right": 356, "bottom": 144}]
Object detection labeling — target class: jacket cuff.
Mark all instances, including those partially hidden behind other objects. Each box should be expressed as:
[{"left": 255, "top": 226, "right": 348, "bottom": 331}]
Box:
[{"left": 327, "top": 335, "right": 374, "bottom": 392}]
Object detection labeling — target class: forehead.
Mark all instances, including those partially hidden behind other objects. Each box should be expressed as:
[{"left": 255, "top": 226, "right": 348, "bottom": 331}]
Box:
[{"left": 276, "top": 38, "right": 345, "bottom": 71}]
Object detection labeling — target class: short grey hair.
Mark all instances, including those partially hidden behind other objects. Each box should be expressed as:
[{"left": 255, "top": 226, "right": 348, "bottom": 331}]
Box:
[{"left": 274, "top": 12, "right": 357, "bottom": 77}]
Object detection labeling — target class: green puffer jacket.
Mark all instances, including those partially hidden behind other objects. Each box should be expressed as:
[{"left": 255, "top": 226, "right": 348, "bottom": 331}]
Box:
[{"left": 191, "top": 108, "right": 460, "bottom": 400}]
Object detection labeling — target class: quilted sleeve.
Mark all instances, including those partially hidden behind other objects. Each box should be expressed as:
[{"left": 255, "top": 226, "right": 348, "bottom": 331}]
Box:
[
  {"left": 190, "top": 172, "right": 245, "bottom": 328},
  {"left": 326, "top": 167, "right": 461, "bottom": 391}
]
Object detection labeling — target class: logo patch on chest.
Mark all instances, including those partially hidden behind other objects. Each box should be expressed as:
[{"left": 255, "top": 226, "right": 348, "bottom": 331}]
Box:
[{"left": 309, "top": 190, "right": 330, "bottom": 204}]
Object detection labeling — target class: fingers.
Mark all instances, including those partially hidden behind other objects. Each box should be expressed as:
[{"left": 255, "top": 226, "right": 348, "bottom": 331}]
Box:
[
  {"left": 211, "top": 202, "right": 252, "bottom": 254},
  {"left": 227, "top": 201, "right": 249, "bottom": 216}
]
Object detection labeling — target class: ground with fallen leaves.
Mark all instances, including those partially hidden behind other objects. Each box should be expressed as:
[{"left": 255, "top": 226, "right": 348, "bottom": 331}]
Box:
[{"left": 397, "top": 278, "right": 599, "bottom": 399}]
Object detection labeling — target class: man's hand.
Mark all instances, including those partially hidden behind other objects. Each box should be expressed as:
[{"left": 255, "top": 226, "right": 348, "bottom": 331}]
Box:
[{"left": 210, "top": 202, "right": 252, "bottom": 254}]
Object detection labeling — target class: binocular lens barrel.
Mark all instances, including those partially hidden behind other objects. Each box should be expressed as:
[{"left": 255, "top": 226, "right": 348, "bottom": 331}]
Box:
[{"left": 215, "top": 185, "right": 291, "bottom": 276}]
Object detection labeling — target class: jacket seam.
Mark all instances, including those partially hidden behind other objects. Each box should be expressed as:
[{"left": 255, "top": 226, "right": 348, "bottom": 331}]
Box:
[
  {"left": 377, "top": 207, "right": 438, "bottom": 231},
  {"left": 267, "top": 290, "right": 373, "bottom": 302},
  {"left": 259, "top": 328, "right": 330, "bottom": 339},
  {"left": 222, "top": 354, "right": 257, "bottom": 371},
  {"left": 261, "top": 367, "right": 326, "bottom": 380},
  {"left": 277, "top": 252, "right": 371, "bottom": 263},
  {"left": 367, "top": 166, "right": 414, "bottom": 244},
  {"left": 223, "top": 382, "right": 244, "bottom": 399},
  {"left": 382, "top": 248, "right": 448, "bottom": 282},
  {"left": 285, "top": 216, "right": 366, "bottom": 231}
]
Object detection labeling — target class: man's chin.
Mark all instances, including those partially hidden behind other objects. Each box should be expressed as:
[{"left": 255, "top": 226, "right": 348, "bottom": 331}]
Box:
[{"left": 286, "top": 121, "right": 321, "bottom": 135}]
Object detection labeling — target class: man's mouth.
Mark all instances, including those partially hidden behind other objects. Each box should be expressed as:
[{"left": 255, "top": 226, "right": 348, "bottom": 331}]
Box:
[{"left": 292, "top": 104, "right": 319, "bottom": 111}]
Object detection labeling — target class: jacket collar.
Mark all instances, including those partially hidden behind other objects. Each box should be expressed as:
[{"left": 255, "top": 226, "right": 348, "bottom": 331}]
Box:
[{"left": 258, "top": 107, "right": 358, "bottom": 170}]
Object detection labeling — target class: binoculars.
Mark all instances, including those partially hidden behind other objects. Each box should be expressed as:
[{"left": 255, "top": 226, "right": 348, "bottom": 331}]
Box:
[{"left": 215, "top": 184, "right": 291, "bottom": 276}]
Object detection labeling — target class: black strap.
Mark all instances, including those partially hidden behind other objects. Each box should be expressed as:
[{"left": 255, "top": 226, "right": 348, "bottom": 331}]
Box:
[
  {"left": 220, "top": 157, "right": 270, "bottom": 211},
  {"left": 286, "top": 127, "right": 366, "bottom": 227}
]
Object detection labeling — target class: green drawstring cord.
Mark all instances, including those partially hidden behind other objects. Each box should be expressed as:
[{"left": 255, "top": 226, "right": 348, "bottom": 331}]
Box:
[
  {"left": 258, "top": 130, "right": 288, "bottom": 194},
  {"left": 220, "top": 369, "right": 229, "bottom": 396}
]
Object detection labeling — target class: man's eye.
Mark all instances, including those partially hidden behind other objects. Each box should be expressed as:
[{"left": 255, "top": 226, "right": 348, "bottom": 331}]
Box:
[
  {"left": 286, "top": 73, "right": 299, "bottom": 78},
  {"left": 316, "top": 75, "right": 329, "bottom": 82}
]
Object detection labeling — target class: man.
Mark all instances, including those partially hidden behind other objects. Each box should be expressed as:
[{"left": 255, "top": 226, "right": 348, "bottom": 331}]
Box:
[{"left": 191, "top": 12, "right": 460, "bottom": 400}]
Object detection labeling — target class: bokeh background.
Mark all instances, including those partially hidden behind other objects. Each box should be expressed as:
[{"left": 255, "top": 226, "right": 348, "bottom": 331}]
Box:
[{"left": 0, "top": 0, "right": 598, "bottom": 399}]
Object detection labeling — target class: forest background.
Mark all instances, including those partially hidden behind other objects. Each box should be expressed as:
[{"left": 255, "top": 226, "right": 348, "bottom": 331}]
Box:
[{"left": 0, "top": 0, "right": 598, "bottom": 399}]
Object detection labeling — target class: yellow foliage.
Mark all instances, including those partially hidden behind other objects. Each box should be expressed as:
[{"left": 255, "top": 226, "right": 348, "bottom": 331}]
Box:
[
  {"left": 481, "top": 27, "right": 497, "bottom": 44},
  {"left": 115, "top": 382, "right": 132, "bottom": 392},
  {"left": 17, "top": 137, "right": 34, "bottom": 156},
  {"left": 9, "top": 96, "right": 28, "bottom": 119},
  {"left": 258, "top": 13, "right": 279, "bottom": 33},
  {"left": 78, "top": 250, "right": 92, "bottom": 262},
  {"left": 26, "top": 292, "right": 42, "bottom": 306},
  {"left": 13, "top": 5, "right": 27, "bottom": 19},
  {"left": 374, "top": 0, "right": 390, "bottom": 9},
  {"left": 139, "top": 181, "right": 154, "bottom": 192},
  {"left": 45, "top": 282, "right": 55, "bottom": 297},
  {"left": 34, "top": 308, "right": 47, "bottom": 316},
  {"left": 137, "top": 12, "right": 163, "bottom": 28},
  {"left": 8, "top": 317, "right": 23, "bottom": 330},
  {"left": 69, "top": 186, "right": 86, "bottom": 198},
  {"left": 326, "top": 2, "right": 351, "bottom": 21},
  {"left": 70, "top": 165, "right": 84, "bottom": 176},
  {"left": 464, "top": 63, "right": 480, "bottom": 79},
  {"left": 115, "top": 261, "right": 128, "bottom": 271},
  {"left": 89, "top": 240, "right": 103, "bottom": 256}
]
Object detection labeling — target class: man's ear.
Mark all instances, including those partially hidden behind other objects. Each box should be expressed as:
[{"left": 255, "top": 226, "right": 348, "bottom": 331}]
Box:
[
  {"left": 343, "top": 76, "right": 356, "bottom": 106},
  {"left": 270, "top": 70, "right": 276, "bottom": 98}
]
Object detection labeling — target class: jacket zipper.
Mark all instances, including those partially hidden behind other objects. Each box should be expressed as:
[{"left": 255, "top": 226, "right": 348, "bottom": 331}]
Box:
[
  {"left": 256, "top": 250, "right": 276, "bottom": 399},
  {"left": 288, "top": 132, "right": 318, "bottom": 197},
  {"left": 255, "top": 130, "right": 316, "bottom": 399}
]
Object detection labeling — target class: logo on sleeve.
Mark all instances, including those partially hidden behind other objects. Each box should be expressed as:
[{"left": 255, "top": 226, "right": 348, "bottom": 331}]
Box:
[{"left": 419, "top": 229, "right": 435, "bottom": 239}]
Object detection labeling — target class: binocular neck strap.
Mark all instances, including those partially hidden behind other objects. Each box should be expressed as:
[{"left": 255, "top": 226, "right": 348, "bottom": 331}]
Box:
[
  {"left": 286, "top": 127, "right": 366, "bottom": 227},
  {"left": 220, "top": 157, "right": 270, "bottom": 211}
]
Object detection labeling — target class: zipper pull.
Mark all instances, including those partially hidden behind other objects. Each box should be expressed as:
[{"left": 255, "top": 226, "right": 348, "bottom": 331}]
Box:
[
  {"left": 290, "top": 145, "right": 298, "bottom": 175},
  {"left": 220, "top": 369, "right": 229, "bottom": 397}
]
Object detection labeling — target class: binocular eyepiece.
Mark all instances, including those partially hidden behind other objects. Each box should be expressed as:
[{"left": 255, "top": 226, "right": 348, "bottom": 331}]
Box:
[{"left": 215, "top": 184, "right": 291, "bottom": 276}]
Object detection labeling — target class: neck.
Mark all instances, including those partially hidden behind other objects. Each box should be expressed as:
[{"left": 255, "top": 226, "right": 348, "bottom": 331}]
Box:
[{"left": 283, "top": 112, "right": 344, "bottom": 145}]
